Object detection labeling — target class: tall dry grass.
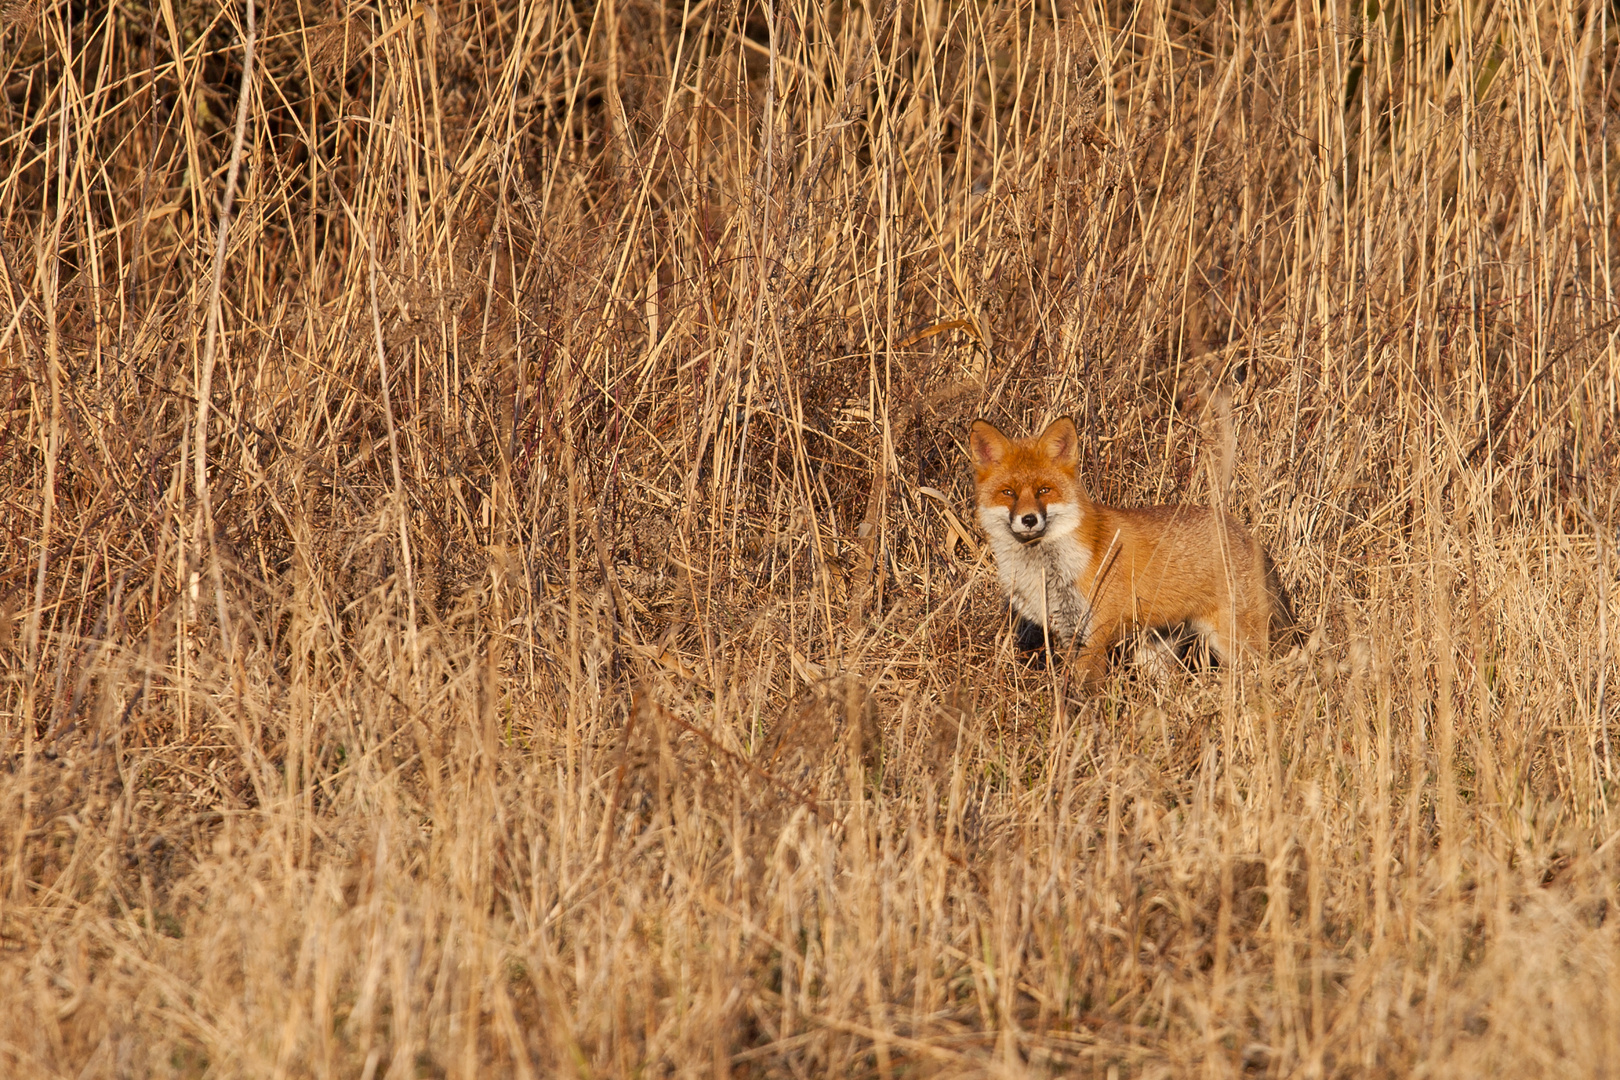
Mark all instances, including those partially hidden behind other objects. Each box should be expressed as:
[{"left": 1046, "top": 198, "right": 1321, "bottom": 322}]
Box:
[{"left": 1, "top": 0, "right": 1618, "bottom": 1074}]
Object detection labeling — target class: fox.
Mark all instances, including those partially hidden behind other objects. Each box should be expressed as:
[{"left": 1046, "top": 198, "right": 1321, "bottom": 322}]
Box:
[{"left": 967, "top": 415, "right": 1294, "bottom": 687}]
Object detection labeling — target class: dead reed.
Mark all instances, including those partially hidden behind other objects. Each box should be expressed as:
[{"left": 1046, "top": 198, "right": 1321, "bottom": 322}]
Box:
[{"left": 1, "top": 0, "right": 1617, "bottom": 1075}]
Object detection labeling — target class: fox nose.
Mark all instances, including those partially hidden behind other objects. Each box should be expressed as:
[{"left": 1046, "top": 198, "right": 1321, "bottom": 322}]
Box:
[{"left": 1020, "top": 513, "right": 1041, "bottom": 529}]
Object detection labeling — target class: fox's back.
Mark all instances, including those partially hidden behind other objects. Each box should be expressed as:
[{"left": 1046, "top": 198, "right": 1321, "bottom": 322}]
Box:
[{"left": 1088, "top": 502, "right": 1284, "bottom": 637}]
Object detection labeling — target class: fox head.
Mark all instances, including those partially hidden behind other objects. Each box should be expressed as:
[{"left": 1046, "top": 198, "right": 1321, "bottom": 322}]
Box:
[{"left": 967, "top": 416, "right": 1086, "bottom": 544}]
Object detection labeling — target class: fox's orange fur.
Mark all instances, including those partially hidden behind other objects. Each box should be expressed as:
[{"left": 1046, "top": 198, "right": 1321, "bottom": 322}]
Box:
[{"left": 968, "top": 415, "right": 1293, "bottom": 687}]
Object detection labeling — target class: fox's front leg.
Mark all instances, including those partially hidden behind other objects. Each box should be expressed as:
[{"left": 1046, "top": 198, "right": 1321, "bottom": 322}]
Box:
[{"left": 1069, "top": 631, "right": 1115, "bottom": 691}]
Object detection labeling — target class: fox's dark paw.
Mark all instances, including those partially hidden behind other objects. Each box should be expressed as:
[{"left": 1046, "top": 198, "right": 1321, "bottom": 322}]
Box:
[{"left": 1015, "top": 617, "right": 1052, "bottom": 655}]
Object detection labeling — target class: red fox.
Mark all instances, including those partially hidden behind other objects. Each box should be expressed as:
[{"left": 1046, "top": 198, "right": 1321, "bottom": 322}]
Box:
[{"left": 967, "top": 415, "right": 1293, "bottom": 686}]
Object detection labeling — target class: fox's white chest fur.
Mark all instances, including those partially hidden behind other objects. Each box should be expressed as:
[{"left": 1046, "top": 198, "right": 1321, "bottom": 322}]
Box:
[{"left": 978, "top": 503, "right": 1093, "bottom": 639}]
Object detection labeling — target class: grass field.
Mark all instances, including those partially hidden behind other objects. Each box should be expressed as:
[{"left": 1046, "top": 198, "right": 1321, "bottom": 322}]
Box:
[{"left": 2, "top": 0, "right": 1618, "bottom": 1075}]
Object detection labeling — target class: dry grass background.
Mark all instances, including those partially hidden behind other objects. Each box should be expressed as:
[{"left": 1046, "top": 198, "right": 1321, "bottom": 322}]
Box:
[{"left": 1, "top": 0, "right": 1618, "bottom": 1075}]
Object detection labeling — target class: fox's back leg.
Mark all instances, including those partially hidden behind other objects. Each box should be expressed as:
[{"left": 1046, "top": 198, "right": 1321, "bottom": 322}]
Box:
[
  {"left": 1192, "top": 616, "right": 1234, "bottom": 666},
  {"left": 1192, "top": 588, "right": 1270, "bottom": 666}
]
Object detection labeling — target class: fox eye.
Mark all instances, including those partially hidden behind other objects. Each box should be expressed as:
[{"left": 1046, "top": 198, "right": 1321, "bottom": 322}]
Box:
[
  {"left": 1036, "top": 486, "right": 1051, "bottom": 496},
  {"left": 1000, "top": 489, "right": 1015, "bottom": 499}
]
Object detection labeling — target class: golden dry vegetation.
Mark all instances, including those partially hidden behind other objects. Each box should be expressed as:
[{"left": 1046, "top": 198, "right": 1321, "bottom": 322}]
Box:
[{"left": 2, "top": 0, "right": 1618, "bottom": 1075}]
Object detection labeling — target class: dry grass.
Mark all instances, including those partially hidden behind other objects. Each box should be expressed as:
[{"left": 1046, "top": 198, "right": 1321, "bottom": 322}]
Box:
[{"left": 2, "top": 0, "right": 1618, "bottom": 1075}]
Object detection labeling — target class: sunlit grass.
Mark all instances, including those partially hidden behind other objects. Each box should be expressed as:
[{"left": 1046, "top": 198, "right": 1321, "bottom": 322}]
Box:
[{"left": 1, "top": 0, "right": 1617, "bottom": 1075}]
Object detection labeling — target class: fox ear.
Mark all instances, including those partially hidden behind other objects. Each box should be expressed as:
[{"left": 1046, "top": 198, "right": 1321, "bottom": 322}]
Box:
[
  {"left": 967, "top": 420, "right": 1009, "bottom": 468},
  {"left": 1038, "top": 416, "right": 1080, "bottom": 467}
]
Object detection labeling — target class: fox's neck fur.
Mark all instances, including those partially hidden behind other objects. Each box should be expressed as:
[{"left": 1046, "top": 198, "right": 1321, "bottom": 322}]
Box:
[{"left": 977, "top": 500, "right": 1095, "bottom": 640}]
